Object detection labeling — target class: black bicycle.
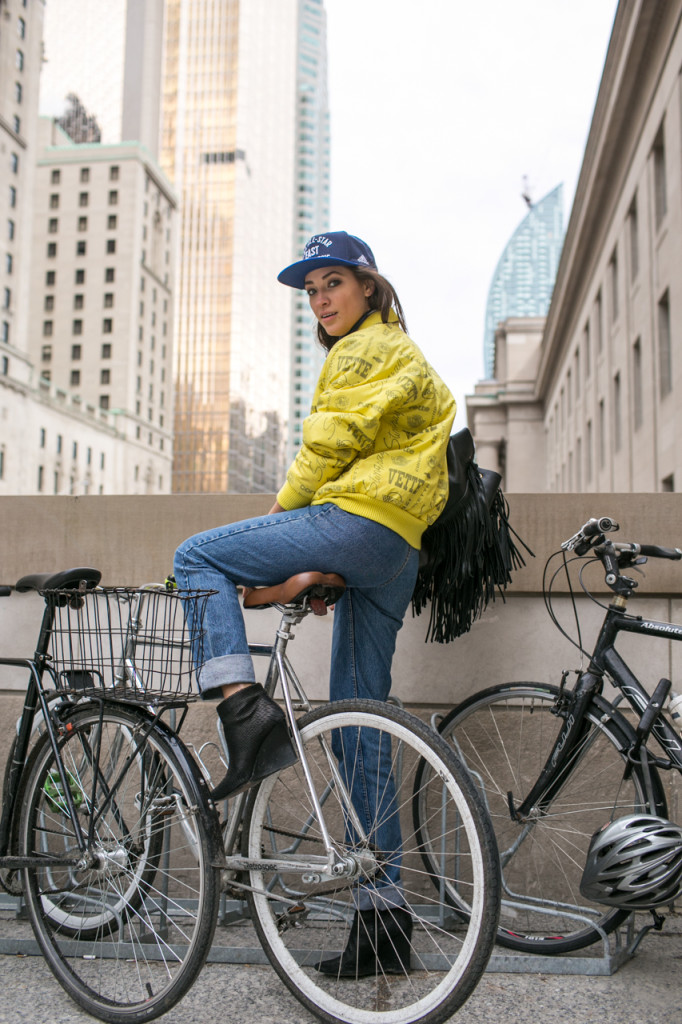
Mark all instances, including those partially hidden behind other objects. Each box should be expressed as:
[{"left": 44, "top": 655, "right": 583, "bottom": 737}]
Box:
[{"left": 416, "top": 515, "right": 682, "bottom": 955}]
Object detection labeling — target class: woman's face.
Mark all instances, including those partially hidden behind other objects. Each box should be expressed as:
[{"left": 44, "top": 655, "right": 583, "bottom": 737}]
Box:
[{"left": 304, "top": 266, "right": 374, "bottom": 337}]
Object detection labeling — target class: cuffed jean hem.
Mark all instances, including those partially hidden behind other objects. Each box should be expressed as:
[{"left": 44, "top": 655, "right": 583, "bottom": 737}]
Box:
[
  {"left": 354, "top": 883, "right": 406, "bottom": 912},
  {"left": 198, "top": 653, "right": 256, "bottom": 698}
]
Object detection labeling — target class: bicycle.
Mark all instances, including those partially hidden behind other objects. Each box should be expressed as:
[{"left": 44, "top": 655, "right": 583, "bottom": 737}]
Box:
[
  {"left": 420, "top": 514, "right": 682, "bottom": 956},
  {"left": 0, "top": 567, "right": 500, "bottom": 1024}
]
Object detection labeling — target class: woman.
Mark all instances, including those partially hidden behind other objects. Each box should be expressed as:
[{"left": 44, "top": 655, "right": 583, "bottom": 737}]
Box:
[{"left": 174, "top": 230, "right": 455, "bottom": 974}]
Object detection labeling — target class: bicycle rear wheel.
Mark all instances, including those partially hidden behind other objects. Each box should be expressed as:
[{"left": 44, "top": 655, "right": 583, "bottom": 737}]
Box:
[
  {"left": 19, "top": 703, "right": 221, "bottom": 1023},
  {"left": 426, "top": 683, "right": 666, "bottom": 955},
  {"left": 245, "top": 699, "right": 499, "bottom": 1024}
]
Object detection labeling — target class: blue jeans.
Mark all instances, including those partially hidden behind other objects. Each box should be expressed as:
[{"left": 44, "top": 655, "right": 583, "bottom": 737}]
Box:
[{"left": 174, "top": 503, "right": 419, "bottom": 909}]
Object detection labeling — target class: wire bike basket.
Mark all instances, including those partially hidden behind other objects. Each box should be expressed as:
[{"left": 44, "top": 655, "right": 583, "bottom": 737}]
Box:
[{"left": 43, "top": 586, "right": 215, "bottom": 702}]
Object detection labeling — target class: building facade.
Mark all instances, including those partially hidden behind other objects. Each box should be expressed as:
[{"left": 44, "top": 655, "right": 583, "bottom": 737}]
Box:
[
  {"left": 0, "top": 1, "right": 178, "bottom": 497},
  {"left": 468, "top": 0, "right": 682, "bottom": 496},
  {"left": 27, "top": 119, "right": 177, "bottom": 493},
  {"left": 159, "top": 0, "right": 330, "bottom": 493}
]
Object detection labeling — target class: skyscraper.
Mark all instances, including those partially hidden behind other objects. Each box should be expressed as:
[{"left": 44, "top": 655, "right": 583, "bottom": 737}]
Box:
[
  {"left": 483, "top": 185, "right": 564, "bottom": 378},
  {"left": 159, "top": 0, "right": 329, "bottom": 492}
]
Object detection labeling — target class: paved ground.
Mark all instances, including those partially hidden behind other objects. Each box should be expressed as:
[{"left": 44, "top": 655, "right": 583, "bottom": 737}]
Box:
[{"left": 0, "top": 912, "right": 679, "bottom": 1024}]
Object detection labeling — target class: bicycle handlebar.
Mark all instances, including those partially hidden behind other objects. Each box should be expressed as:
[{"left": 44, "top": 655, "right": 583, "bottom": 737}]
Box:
[{"left": 615, "top": 542, "right": 682, "bottom": 561}]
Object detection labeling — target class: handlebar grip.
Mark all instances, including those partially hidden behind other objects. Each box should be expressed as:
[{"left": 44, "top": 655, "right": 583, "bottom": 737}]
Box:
[
  {"left": 639, "top": 544, "right": 682, "bottom": 560},
  {"left": 0, "top": 587, "right": 12, "bottom": 597}
]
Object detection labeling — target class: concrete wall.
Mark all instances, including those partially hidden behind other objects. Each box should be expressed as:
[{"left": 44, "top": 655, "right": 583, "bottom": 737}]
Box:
[{"left": 2, "top": 491, "right": 682, "bottom": 707}]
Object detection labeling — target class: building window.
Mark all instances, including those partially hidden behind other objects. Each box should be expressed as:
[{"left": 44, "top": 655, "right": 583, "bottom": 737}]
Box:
[
  {"left": 595, "top": 290, "right": 603, "bottom": 353},
  {"left": 99, "top": 395, "right": 110, "bottom": 410},
  {"left": 70, "top": 370, "right": 81, "bottom": 386},
  {"left": 47, "top": 242, "right": 57, "bottom": 257},
  {"left": 80, "top": 168, "right": 90, "bottom": 183},
  {"left": 598, "top": 399, "right": 606, "bottom": 470},
  {"left": 633, "top": 338, "right": 642, "bottom": 430},
  {"left": 76, "top": 240, "right": 86, "bottom": 256},
  {"left": 12, "top": 115, "right": 20, "bottom": 135},
  {"left": 40, "top": 428, "right": 46, "bottom": 449},
  {"left": 107, "top": 215, "right": 117, "bottom": 230},
  {"left": 103, "top": 318, "right": 113, "bottom": 333},
  {"left": 658, "top": 289, "right": 672, "bottom": 397},
  {"left": 5, "top": 254, "right": 12, "bottom": 274},
  {"left": 75, "top": 268, "right": 85, "bottom": 284},
  {"left": 1, "top": 323, "right": 8, "bottom": 344},
  {"left": 10, "top": 151, "right": 19, "bottom": 172},
  {"left": 8, "top": 219, "right": 15, "bottom": 240},
  {"left": 51, "top": 169, "right": 60, "bottom": 184},
  {"left": 43, "top": 321, "right": 53, "bottom": 336},
  {"left": 16, "top": 50, "right": 24, "bottom": 71},
  {"left": 653, "top": 121, "right": 667, "bottom": 229},
  {"left": 106, "top": 238, "right": 116, "bottom": 254},
  {"left": 609, "top": 248, "right": 618, "bottom": 323},
  {"left": 56, "top": 435, "right": 62, "bottom": 454},
  {"left": 41, "top": 344, "right": 52, "bottom": 361},
  {"left": 662, "top": 474, "right": 675, "bottom": 492},
  {"left": 9, "top": 187, "right": 16, "bottom": 208},
  {"left": 71, "top": 344, "right": 81, "bottom": 360},
  {"left": 78, "top": 216, "right": 88, "bottom": 231},
  {"left": 48, "top": 218, "right": 58, "bottom": 233},
  {"left": 74, "top": 294, "right": 84, "bottom": 310},
  {"left": 72, "top": 319, "right": 83, "bottom": 335},
  {"left": 110, "top": 166, "right": 119, "bottom": 181},
  {"left": 0, "top": 449, "right": 4, "bottom": 481},
  {"left": 49, "top": 193, "right": 59, "bottom": 209},
  {"left": 104, "top": 293, "right": 114, "bottom": 308},
  {"left": 79, "top": 192, "right": 89, "bottom": 207},
  {"left": 100, "top": 369, "right": 110, "bottom": 385},
  {"left": 105, "top": 268, "right": 115, "bottom": 282},
  {"left": 18, "top": 17, "right": 26, "bottom": 39},
  {"left": 101, "top": 343, "right": 112, "bottom": 359},
  {"left": 46, "top": 270, "right": 55, "bottom": 286},
  {"left": 108, "top": 190, "right": 118, "bottom": 206},
  {"left": 628, "top": 194, "right": 639, "bottom": 281},
  {"left": 44, "top": 295, "right": 54, "bottom": 311},
  {"left": 613, "top": 372, "right": 621, "bottom": 452},
  {"left": 2, "top": 288, "right": 10, "bottom": 310}
]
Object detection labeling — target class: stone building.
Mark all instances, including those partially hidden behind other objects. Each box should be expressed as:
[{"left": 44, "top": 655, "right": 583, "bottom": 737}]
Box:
[{"left": 468, "top": 0, "right": 682, "bottom": 495}]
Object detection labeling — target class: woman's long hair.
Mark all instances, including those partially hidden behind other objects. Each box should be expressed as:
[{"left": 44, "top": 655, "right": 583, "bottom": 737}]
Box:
[{"left": 316, "top": 268, "right": 408, "bottom": 352}]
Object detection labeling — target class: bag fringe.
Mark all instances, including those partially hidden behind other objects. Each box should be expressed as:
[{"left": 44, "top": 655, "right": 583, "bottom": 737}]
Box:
[{"left": 412, "top": 460, "right": 533, "bottom": 643}]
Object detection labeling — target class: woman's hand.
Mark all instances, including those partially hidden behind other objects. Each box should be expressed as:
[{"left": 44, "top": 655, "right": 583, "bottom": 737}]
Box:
[{"left": 268, "top": 501, "right": 285, "bottom": 515}]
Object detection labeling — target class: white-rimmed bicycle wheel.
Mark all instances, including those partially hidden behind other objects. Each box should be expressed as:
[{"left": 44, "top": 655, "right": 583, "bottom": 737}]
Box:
[
  {"left": 245, "top": 700, "right": 499, "bottom": 1024},
  {"left": 19, "top": 703, "right": 221, "bottom": 1023}
]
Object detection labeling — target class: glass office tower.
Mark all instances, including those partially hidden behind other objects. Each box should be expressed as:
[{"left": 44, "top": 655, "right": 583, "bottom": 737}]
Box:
[
  {"left": 483, "top": 184, "right": 564, "bottom": 378},
  {"left": 160, "top": 0, "right": 330, "bottom": 492}
]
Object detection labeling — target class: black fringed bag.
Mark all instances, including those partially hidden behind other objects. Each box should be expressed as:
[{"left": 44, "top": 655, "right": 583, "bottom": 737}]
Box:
[{"left": 412, "top": 428, "right": 533, "bottom": 643}]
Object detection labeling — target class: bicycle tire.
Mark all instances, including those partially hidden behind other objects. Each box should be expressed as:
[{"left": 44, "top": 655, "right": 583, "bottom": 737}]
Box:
[
  {"left": 19, "top": 702, "right": 221, "bottom": 1023},
  {"left": 245, "top": 699, "right": 500, "bottom": 1024},
  {"left": 422, "top": 682, "right": 666, "bottom": 955}
]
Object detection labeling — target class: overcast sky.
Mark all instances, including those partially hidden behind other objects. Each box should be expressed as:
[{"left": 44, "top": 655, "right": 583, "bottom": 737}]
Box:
[{"left": 324, "top": 0, "right": 618, "bottom": 423}]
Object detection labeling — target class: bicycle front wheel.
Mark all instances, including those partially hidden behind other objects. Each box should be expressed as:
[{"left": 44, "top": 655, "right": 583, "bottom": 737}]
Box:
[
  {"left": 427, "top": 683, "right": 665, "bottom": 955},
  {"left": 245, "top": 699, "right": 499, "bottom": 1024},
  {"left": 19, "top": 703, "right": 221, "bottom": 1023}
]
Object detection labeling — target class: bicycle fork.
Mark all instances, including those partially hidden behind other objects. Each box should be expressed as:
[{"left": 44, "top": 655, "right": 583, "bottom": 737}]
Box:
[{"left": 507, "top": 672, "right": 602, "bottom": 823}]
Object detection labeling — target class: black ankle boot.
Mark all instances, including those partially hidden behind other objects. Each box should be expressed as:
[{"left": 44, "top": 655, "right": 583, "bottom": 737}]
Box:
[
  {"left": 211, "top": 684, "right": 297, "bottom": 801},
  {"left": 316, "top": 906, "right": 413, "bottom": 977}
]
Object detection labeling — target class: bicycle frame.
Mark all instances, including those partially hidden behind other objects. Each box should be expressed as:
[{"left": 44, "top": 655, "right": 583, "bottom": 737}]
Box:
[
  {"left": 513, "top": 598, "right": 682, "bottom": 822},
  {"left": 215, "top": 602, "right": 376, "bottom": 887}
]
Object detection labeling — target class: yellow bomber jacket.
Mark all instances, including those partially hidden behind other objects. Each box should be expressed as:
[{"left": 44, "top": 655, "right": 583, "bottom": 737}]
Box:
[{"left": 277, "top": 310, "right": 456, "bottom": 549}]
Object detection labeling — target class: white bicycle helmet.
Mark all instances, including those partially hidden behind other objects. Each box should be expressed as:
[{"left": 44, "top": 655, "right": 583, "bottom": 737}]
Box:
[{"left": 580, "top": 814, "right": 682, "bottom": 909}]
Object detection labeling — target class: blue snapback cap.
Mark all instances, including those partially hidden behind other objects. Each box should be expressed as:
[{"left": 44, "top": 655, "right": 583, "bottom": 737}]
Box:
[{"left": 277, "top": 231, "right": 377, "bottom": 289}]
